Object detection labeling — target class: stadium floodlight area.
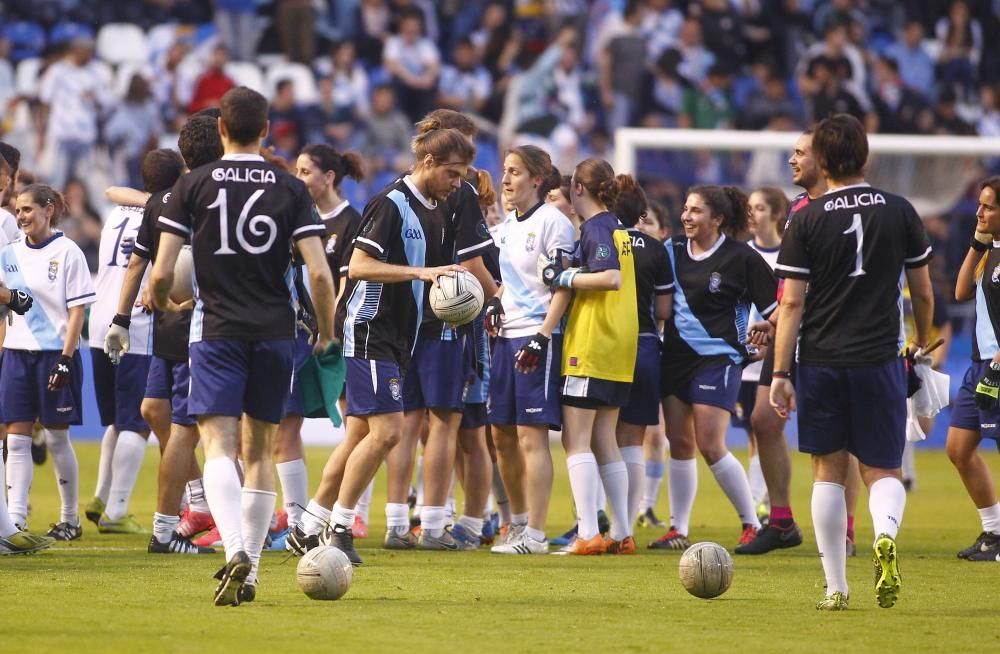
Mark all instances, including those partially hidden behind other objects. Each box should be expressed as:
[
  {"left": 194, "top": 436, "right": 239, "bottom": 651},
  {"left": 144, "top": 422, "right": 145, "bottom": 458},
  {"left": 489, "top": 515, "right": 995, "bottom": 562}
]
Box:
[{"left": 614, "top": 128, "right": 1000, "bottom": 217}]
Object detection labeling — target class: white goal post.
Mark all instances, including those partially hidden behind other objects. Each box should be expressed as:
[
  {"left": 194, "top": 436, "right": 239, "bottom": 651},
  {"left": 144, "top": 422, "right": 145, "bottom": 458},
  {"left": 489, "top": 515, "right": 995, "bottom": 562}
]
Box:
[{"left": 614, "top": 128, "right": 1000, "bottom": 216}]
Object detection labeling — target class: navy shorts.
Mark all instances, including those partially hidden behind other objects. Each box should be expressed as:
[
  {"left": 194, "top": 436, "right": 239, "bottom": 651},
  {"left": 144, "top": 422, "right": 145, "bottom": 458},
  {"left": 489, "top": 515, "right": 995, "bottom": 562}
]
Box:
[
  {"left": 619, "top": 335, "right": 662, "bottom": 425},
  {"left": 144, "top": 356, "right": 196, "bottom": 426},
  {"left": 796, "top": 358, "right": 906, "bottom": 468},
  {"left": 461, "top": 403, "right": 488, "bottom": 430},
  {"left": 346, "top": 357, "right": 404, "bottom": 417},
  {"left": 188, "top": 339, "right": 295, "bottom": 424},
  {"left": 731, "top": 381, "right": 758, "bottom": 431},
  {"left": 282, "top": 331, "right": 313, "bottom": 418},
  {"left": 90, "top": 348, "right": 151, "bottom": 432},
  {"left": 402, "top": 337, "right": 466, "bottom": 412},
  {"left": 0, "top": 349, "right": 83, "bottom": 425},
  {"left": 666, "top": 363, "right": 742, "bottom": 414},
  {"left": 950, "top": 361, "right": 1000, "bottom": 441},
  {"left": 488, "top": 333, "right": 562, "bottom": 428}
]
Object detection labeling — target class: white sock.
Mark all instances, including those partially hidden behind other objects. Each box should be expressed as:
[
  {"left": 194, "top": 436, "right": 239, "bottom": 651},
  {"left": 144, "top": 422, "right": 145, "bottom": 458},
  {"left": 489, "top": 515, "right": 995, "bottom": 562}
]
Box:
[
  {"left": 5, "top": 434, "right": 33, "bottom": 526},
  {"left": 45, "top": 428, "right": 79, "bottom": 525},
  {"left": 385, "top": 502, "right": 410, "bottom": 531},
  {"left": 709, "top": 452, "right": 761, "bottom": 529},
  {"left": 153, "top": 511, "right": 180, "bottom": 543},
  {"left": 202, "top": 457, "right": 244, "bottom": 561},
  {"left": 0, "top": 443, "right": 18, "bottom": 538},
  {"left": 668, "top": 458, "right": 698, "bottom": 535},
  {"left": 869, "top": 476, "right": 906, "bottom": 541},
  {"left": 331, "top": 501, "right": 355, "bottom": 529},
  {"left": 620, "top": 446, "right": 645, "bottom": 527},
  {"left": 498, "top": 501, "right": 513, "bottom": 526},
  {"left": 511, "top": 511, "right": 528, "bottom": 526},
  {"left": 357, "top": 479, "right": 374, "bottom": 523},
  {"left": 748, "top": 454, "right": 767, "bottom": 506},
  {"left": 276, "top": 459, "right": 308, "bottom": 528},
  {"left": 94, "top": 425, "right": 118, "bottom": 503},
  {"left": 567, "top": 453, "right": 600, "bottom": 539},
  {"left": 187, "top": 478, "right": 210, "bottom": 513},
  {"left": 595, "top": 473, "right": 607, "bottom": 512},
  {"left": 414, "top": 455, "right": 424, "bottom": 511},
  {"left": 104, "top": 431, "right": 146, "bottom": 520},
  {"left": 599, "top": 461, "right": 631, "bottom": 540},
  {"left": 812, "top": 481, "right": 848, "bottom": 595},
  {"left": 978, "top": 502, "right": 1000, "bottom": 534},
  {"left": 302, "top": 499, "right": 332, "bottom": 536},
  {"left": 525, "top": 526, "right": 545, "bottom": 542},
  {"left": 458, "top": 514, "right": 484, "bottom": 537},
  {"left": 242, "top": 488, "right": 277, "bottom": 584},
  {"left": 901, "top": 440, "right": 916, "bottom": 480},
  {"left": 421, "top": 505, "right": 447, "bottom": 536},
  {"left": 642, "top": 460, "right": 665, "bottom": 513}
]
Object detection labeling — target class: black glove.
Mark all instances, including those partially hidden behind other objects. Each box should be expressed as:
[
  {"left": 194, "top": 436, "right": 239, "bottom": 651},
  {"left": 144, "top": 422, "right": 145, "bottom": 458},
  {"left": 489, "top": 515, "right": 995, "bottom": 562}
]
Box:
[
  {"left": 6, "top": 288, "right": 33, "bottom": 315},
  {"left": 48, "top": 355, "right": 73, "bottom": 390},
  {"left": 515, "top": 333, "right": 549, "bottom": 372},
  {"left": 484, "top": 296, "right": 504, "bottom": 334},
  {"left": 975, "top": 364, "right": 1000, "bottom": 410},
  {"left": 904, "top": 351, "right": 922, "bottom": 398},
  {"left": 296, "top": 307, "right": 318, "bottom": 345}
]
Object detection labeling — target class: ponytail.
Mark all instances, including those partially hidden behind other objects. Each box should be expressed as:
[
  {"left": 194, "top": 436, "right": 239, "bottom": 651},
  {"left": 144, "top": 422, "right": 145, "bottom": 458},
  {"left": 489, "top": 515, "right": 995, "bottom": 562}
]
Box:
[{"left": 612, "top": 174, "right": 647, "bottom": 227}]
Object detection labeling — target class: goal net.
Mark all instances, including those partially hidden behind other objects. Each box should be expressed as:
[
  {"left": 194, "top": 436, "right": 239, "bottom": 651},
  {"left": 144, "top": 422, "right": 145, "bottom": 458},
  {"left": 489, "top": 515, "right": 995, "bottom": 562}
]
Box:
[{"left": 612, "top": 128, "right": 1000, "bottom": 217}]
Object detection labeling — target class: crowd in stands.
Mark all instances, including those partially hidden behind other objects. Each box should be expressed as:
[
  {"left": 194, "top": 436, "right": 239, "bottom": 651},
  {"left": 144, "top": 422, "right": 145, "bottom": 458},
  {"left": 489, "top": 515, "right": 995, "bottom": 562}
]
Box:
[{"left": 1, "top": 0, "right": 999, "bottom": 292}]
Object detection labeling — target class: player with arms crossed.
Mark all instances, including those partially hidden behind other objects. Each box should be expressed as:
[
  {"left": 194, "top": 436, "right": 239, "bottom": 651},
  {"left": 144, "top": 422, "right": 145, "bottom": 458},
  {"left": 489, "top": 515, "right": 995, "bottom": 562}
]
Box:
[
  {"left": 289, "top": 128, "right": 473, "bottom": 564},
  {"left": 770, "top": 114, "right": 933, "bottom": 610},
  {"left": 947, "top": 176, "right": 1000, "bottom": 562},
  {"left": 151, "top": 87, "right": 335, "bottom": 606}
]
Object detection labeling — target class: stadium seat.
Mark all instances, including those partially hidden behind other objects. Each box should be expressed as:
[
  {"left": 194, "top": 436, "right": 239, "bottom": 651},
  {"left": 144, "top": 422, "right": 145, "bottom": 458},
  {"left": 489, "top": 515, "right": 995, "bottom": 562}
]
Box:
[
  {"left": 15, "top": 57, "right": 42, "bottom": 97},
  {"left": 2, "top": 21, "right": 46, "bottom": 64},
  {"left": 265, "top": 61, "right": 318, "bottom": 104},
  {"left": 224, "top": 62, "right": 266, "bottom": 95},
  {"left": 49, "top": 22, "right": 94, "bottom": 47},
  {"left": 96, "top": 23, "right": 149, "bottom": 65}
]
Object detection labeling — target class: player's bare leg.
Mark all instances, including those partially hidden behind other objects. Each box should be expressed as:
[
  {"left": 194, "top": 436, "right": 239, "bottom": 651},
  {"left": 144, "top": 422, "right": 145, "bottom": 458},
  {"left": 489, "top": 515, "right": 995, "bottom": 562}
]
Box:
[
  {"left": 491, "top": 424, "right": 528, "bottom": 536},
  {"left": 947, "top": 426, "right": 1000, "bottom": 559},
  {"left": 455, "top": 423, "right": 491, "bottom": 547},
  {"left": 382, "top": 410, "right": 424, "bottom": 544},
  {"left": 418, "top": 408, "right": 463, "bottom": 548}
]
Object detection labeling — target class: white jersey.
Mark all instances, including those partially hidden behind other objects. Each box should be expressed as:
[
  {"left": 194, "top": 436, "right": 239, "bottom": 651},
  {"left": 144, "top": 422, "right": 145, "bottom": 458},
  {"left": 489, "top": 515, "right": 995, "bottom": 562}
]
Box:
[
  {"left": 0, "top": 232, "right": 95, "bottom": 351},
  {"left": 0, "top": 207, "right": 18, "bottom": 248},
  {"left": 89, "top": 205, "right": 153, "bottom": 355},
  {"left": 743, "top": 239, "right": 781, "bottom": 382},
  {"left": 496, "top": 202, "right": 575, "bottom": 338}
]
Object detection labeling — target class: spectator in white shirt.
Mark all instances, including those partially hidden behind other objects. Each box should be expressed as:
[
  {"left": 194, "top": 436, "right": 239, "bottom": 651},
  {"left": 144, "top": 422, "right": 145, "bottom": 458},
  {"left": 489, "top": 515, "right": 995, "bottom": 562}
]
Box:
[
  {"left": 383, "top": 8, "right": 440, "bottom": 121},
  {"left": 37, "top": 37, "right": 114, "bottom": 191}
]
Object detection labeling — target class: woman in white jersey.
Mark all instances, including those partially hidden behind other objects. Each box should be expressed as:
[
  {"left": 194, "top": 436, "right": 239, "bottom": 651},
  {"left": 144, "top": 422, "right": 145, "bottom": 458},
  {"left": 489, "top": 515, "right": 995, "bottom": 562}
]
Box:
[
  {"left": 487, "top": 145, "right": 574, "bottom": 554},
  {"left": 732, "top": 187, "right": 787, "bottom": 525},
  {"left": 0, "top": 184, "right": 96, "bottom": 540}
]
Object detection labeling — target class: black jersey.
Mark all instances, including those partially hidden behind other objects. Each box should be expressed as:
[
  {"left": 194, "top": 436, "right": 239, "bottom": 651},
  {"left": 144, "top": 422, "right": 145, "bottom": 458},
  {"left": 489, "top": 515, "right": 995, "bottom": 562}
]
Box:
[
  {"left": 341, "top": 175, "right": 453, "bottom": 365},
  {"left": 775, "top": 183, "right": 932, "bottom": 366},
  {"left": 133, "top": 189, "right": 191, "bottom": 362},
  {"left": 663, "top": 234, "right": 778, "bottom": 376},
  {"left": 628, "top": 228, "right": 673, "bottom": 334},
  {"left": 158, "top": 154, "right": 326, "bottom": 342},
  {"left": 321, "top": 201, "right": 363, "bottom": 295},
  {"left": 416, "top": 178, "right": 496, "bottom": 340},
  {"left": 971, "top": 245, "right": 1000, "bottom": 362}
]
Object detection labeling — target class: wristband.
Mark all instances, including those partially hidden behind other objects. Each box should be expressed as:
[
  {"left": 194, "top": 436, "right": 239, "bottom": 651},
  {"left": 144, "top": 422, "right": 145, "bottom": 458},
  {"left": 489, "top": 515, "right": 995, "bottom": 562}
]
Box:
[
  {"left": 111, "top": 313, "right": 132, "bottom": 329},
  {"left": 971, "top": 237, "right": 991, "bottom": 253},
  {"left": 772, "top": 370, "right": 791, "bottom": 379}
]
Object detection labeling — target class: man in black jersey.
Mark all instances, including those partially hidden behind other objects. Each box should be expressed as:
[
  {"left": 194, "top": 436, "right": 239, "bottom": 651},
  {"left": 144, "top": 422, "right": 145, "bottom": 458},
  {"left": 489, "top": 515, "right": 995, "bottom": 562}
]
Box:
[
  {"left": 770, "top": 114, "right": 933, "bottom": 611},
  {"left": 288, "top": 128, "right": 474, "bottom": 564},
  {"left": 106, "top": 116, "right": 223, "bottom": 556},
  {"left": 151, "top": 87, "right": 335, "bottom": 606}
]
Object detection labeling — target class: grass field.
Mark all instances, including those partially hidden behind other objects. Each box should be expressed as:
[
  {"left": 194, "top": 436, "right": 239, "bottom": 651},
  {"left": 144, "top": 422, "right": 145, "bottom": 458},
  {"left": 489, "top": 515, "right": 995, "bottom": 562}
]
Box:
[{"left": 3, "top": 443, "right": 1000, "bottom": 653}]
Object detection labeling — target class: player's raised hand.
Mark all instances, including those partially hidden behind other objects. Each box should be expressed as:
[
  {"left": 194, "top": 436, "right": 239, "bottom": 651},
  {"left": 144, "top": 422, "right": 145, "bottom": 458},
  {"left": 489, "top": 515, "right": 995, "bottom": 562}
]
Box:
[
  {"left": 484, "top": 295, "right": 505, "bottom": 336},
  {"left": 769, "top": 377, "right": 796, "bottom": 419}
]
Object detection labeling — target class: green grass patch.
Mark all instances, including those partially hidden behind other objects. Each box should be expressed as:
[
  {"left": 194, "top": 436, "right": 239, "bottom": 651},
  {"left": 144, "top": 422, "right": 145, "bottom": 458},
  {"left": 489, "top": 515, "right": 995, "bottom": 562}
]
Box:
[{"left": 3, "top": 444, "right": 999, "bottom": 653}]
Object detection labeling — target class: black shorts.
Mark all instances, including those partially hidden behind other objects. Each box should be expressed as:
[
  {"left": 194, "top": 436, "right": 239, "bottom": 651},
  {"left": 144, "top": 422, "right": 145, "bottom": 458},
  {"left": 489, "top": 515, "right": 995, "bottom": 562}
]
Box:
[{"left": 561, "top": 375, "right": 632, "bottom": 409}]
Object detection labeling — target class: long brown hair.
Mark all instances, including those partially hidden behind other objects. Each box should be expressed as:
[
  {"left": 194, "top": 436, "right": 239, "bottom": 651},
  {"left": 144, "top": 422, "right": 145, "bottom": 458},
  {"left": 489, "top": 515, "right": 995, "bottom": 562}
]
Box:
[
  {"left": 19, "top": 184, "right": 66, "bottom": 226},
  {"left": 574, "top": 158, "right": 619, "bottom": 208}
]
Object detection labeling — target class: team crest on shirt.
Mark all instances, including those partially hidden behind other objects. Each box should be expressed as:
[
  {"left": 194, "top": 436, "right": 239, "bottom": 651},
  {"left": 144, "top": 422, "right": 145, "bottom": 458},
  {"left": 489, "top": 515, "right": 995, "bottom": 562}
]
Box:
[
  {"left": 48, "top": 260, "right": 59, "bottom": 281},
  {"left": 325, "top": 235, "right": 337, "bottom": 254},
  {"left": 389, "top": 377, "right": 401, "bottom": 401},
  {"left": 478, "top": 222, "right": 491, "bottom": 239},
  {"left": 992, "top": 263, "right": 1000, "bottom": 284},
  {"left": 360, "top": 217, "right": 374, "bottom": 235},
  {"left": 525, "top": 232, "right": 537, "bottom": 251},
  {"left": 596, "top": 244, "right": 611, "bottom": 260},
  {"left": 708, "top": 272, "right": 722, "bottom": 293}
]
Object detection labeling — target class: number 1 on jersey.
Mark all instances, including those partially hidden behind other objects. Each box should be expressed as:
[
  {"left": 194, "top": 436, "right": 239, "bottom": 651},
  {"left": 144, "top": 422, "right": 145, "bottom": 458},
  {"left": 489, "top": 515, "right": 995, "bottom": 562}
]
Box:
[{"left": 843, "top": 213, "right": 866, "bottom": 278}]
